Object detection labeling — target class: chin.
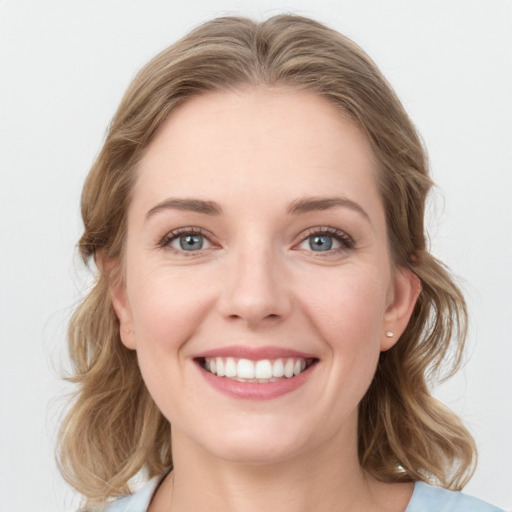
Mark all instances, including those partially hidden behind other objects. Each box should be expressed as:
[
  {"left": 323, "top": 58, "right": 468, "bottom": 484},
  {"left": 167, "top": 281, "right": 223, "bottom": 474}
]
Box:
[
  {"left": 212, "top": 443, "right": 303, "bottom": 466},
  {"left": 197, "top": 422, "right": 315, "bottom": 466}
]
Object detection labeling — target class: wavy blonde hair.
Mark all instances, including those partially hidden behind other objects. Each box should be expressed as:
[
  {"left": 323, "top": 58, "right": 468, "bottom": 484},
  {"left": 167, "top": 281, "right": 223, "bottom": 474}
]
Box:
[{"left": 58, "top": 14, "right": 476, "bottom": 507}]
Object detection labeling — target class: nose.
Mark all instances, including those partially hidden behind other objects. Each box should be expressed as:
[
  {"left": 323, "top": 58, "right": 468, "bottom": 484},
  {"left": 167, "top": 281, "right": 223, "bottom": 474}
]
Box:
[{"left": 217, "top": 246, "right": 292, "bottom": 327}]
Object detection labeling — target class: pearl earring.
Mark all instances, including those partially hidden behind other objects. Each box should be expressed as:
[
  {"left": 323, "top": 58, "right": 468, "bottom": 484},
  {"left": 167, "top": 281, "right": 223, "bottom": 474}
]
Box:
[{"left": 385, "top": 331, "right": 394, "bottom": 338}]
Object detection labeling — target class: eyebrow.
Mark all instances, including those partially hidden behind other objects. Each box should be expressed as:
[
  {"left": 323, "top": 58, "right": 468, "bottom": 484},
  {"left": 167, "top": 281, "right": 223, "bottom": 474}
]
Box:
[
  {"left": 286, "top": 196, "right": 372, "bottom": 224},
  {"left": 146, "top": 198, "right": 223, "bottom": 218},
  {"left": 146, "top": 195, "right": 371, "bottom": 225}
]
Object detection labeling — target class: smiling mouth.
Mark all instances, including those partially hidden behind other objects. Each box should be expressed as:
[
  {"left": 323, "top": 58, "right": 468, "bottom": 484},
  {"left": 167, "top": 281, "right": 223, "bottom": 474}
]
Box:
[{"left": 196, "top": 357, "right": 317, "bottom": 383}]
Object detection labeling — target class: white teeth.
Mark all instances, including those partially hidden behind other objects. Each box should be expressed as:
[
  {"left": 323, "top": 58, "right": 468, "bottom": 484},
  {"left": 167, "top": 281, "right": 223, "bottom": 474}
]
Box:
[
  {"left": 204, "top": 356, "right": 312, "bottom": 381},
  {"left": 225, "top": 357, "right": 237, "bottom": 378},
  {"left": 216, "top": 358, "right": 225, "bottom": 377},
  {"left": 255, "top": 360, "right": 273, "bottom": 379},
  {"left": 284, "top": 359, "right": 295, "bottom": 378},
  {"left": 272, "top": 359, "right": 285, "bottom": 377},
  {"left": 237, "top": 359, "right": 255, "bottom": 379}
]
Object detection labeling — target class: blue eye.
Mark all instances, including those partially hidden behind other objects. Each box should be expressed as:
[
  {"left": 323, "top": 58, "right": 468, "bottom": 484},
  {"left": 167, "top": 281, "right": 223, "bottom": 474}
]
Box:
[
  {"left": 161, "top": 229, "right": 212, "bottom": 253},
  {"left": 297, "top": 228, "right": 354, "bottom": 254},
  {"left": 308, "top": 234, "right": 334, "bottom": 251},
  {"left": 176, "top": 234, "right": 204, "bottom": 251}
]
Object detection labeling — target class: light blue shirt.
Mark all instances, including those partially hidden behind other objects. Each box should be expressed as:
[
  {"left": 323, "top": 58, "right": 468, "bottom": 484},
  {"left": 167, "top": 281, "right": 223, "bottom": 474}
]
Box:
[{"left": 103, "top": 478, "right": 506, "bottom": 511}]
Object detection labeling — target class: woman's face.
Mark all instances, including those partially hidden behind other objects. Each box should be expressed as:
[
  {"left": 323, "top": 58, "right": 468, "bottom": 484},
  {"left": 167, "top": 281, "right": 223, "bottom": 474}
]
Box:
[{"left": 111, "top": 87, "right": 418, "bottom": 465}]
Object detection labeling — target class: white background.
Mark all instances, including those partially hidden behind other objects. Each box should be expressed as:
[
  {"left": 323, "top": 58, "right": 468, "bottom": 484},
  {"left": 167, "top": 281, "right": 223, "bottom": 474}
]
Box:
[{"left": 1, "top": 1, "right": 511, "bottom": 511}]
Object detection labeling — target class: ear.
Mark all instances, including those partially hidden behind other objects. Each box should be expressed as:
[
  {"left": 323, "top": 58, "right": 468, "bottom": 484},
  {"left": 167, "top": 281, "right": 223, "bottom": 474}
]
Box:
[
  {"left": 381, "top": 267, "right": 421, "bottom": 351},
  {"left": 97, "top": 253, "right": 136, "bottom": 350}
]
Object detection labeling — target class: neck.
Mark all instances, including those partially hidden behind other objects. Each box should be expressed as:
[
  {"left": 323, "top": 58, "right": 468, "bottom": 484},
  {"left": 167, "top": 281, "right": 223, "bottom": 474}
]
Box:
[{"left": 150, "top": 420, "right": 412, "bottom": 512}]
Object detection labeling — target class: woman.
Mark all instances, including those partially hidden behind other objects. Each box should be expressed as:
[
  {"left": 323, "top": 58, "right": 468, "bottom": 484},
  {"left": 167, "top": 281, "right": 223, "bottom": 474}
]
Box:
[{"left": 58, "top": 14, "right": 505, "bottom": 512}]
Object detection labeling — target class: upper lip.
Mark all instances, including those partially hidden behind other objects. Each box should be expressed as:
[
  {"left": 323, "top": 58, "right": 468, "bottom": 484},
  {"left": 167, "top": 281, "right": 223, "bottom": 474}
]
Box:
[{"left": 193, "top": 345, "right": 318, "bottom": 361}]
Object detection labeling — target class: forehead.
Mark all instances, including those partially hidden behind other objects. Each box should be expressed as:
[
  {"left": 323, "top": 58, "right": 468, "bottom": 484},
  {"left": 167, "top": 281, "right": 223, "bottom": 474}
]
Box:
[{"left": 133, "top": 86, "right": 381, "bottom": 217}]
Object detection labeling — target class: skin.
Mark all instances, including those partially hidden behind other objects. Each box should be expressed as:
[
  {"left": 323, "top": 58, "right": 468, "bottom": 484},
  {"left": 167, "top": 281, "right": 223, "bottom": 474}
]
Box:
[{"left": 110, "top": 87, "right": 420, "bottom": 512}]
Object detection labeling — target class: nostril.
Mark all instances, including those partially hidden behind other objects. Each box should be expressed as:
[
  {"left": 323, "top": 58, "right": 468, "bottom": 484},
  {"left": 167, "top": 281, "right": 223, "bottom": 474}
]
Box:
[{"left": 225, "top": 312, "right": 281, "bottom": 322}]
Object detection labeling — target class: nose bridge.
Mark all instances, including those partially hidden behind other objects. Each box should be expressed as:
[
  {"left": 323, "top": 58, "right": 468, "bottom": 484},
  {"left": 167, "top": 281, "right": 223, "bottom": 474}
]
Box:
[{"left": 220, "top": 236, "right": 291, "bottom": 324}]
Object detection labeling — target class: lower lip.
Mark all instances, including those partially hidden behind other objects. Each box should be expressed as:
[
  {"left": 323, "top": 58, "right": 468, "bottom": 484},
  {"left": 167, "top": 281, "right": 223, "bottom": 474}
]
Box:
[{"left": 198, "top": 363, "right": 317, "bottom": 400}]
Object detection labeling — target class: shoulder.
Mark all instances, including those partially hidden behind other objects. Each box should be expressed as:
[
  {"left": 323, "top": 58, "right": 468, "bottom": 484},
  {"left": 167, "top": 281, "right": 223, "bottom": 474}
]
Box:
[
  {"left": 100, "top": 476, "right": 161, "bottom": 512},
  {"left": 406, "top": 481, "right": 506, "bottom": 512}
]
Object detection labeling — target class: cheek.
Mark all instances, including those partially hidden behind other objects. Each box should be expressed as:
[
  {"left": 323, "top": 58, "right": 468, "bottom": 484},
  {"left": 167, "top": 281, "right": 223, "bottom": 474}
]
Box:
[
  {"left": 127, "top": 266, "right": 215, "bottom": 361},
  {"left": 303, "top": 265, "right": 389, "bottom": 338},
  {"left": 299, "top": 264, "right": 389, "bottom": 383},
  {"left": 126, "top": 269, "right": 213, "bottom": 422}
]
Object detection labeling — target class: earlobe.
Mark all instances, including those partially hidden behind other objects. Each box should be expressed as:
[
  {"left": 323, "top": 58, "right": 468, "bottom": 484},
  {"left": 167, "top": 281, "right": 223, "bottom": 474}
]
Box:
[
  {"left": 98, "top": 253, "right": 136, "bottom": 350},
  {"left": 381, "top": 268, "right": 421, "bottom": 351}
]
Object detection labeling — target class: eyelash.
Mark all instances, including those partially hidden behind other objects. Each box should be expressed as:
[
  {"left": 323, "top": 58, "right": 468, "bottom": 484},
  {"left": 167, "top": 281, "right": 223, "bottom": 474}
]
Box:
[
  {"left": 158, "top": 226, "right": 355, "bottom": 255},
  {"left": 296, "top": 226, "right": 355, "bottom": 254},
  {"left": 158, "top": 227, "right": 214, "bottom": 255}
]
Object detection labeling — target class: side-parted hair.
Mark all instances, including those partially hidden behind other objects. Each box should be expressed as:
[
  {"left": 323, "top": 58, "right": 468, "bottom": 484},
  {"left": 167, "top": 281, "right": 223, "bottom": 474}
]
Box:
[{"left": 58, "top": 14, "right": 476, "bottom": 507}]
